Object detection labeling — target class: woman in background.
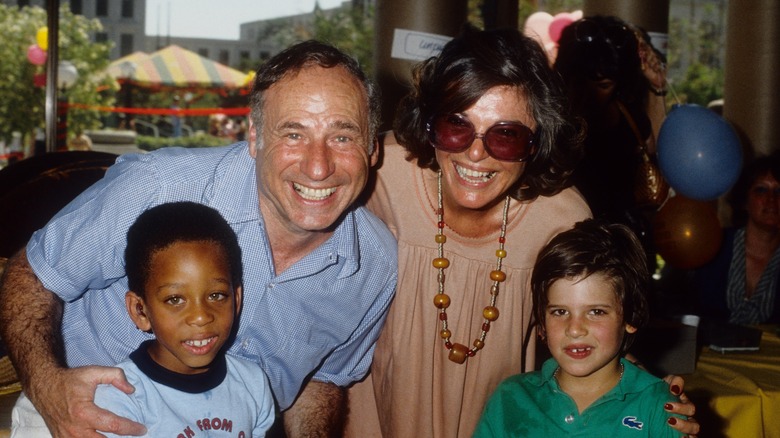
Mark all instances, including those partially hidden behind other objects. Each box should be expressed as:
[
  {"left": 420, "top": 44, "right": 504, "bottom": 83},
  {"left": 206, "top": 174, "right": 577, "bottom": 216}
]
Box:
[{"left": 695, "top": 153, "right": 780, "bottom": 325}]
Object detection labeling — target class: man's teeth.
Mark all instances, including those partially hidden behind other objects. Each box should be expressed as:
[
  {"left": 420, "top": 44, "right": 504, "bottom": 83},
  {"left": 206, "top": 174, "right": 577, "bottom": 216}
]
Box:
[
  {"left": 455, "top": 165, "right": 495, "bottom": 182},
  {"left": 186, "top": 338, "right": 213, "bottom": 348},
  {"left": 294, "top": 183, "right": 336, "bottom": 200}
]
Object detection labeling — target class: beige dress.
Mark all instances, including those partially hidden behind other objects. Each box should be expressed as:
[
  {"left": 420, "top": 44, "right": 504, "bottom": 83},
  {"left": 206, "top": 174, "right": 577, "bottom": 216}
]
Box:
[{"left": 346, "top": 140, "right": 591, "bottom": 438}]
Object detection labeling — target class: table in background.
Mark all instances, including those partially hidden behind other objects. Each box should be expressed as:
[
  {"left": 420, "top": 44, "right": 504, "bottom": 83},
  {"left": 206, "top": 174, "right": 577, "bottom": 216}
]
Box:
[{"left": 683, "top": 325, "right": 780, "bottom": 438}]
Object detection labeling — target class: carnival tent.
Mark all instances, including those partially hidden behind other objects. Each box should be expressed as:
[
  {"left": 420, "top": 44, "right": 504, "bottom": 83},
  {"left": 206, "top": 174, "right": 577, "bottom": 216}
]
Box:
[{"left": 107, "top": 45, "right": 250, "bottom": 90}]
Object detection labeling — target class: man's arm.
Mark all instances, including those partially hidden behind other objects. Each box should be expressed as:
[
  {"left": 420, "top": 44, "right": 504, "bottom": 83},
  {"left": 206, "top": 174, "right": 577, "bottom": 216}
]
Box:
[
  {"left": 283, "top": 380, "right": 346, "bottom": 438},
  {"left": 0, "top": 249, "right": 146, "bottom": 438}
]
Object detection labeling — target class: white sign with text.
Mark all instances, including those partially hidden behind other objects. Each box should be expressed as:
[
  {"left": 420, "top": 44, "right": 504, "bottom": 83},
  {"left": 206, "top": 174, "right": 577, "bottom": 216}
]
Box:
[{"left": 391, "top": 28, "right": 452, "bottom": 62}]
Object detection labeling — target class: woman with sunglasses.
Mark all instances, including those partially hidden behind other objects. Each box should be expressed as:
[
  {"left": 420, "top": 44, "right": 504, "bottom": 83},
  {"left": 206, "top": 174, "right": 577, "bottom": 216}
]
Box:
[{"left": 346, "top": 26, "right": 698, "bottom": 438}]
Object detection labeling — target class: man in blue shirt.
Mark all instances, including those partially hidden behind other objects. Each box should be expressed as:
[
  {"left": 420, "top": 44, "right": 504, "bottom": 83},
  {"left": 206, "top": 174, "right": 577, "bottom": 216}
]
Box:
[{"left": 0, "top": 40, "right": 397, "bottom": 438}]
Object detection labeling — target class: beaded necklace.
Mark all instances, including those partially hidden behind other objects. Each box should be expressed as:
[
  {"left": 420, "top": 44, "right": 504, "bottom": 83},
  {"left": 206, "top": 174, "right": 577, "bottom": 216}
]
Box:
[{"left": 433, "top": 170, "right": 511, "bottom": 364}]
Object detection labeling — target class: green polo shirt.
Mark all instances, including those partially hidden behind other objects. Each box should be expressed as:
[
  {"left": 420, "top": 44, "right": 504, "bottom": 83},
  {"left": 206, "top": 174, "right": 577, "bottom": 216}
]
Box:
[{"left": 474, "top": 358, "right": 685, "bottom": 437}]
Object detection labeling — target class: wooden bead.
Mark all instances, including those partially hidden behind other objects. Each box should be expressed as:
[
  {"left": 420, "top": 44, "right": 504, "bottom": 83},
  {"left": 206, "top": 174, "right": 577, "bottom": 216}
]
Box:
[
  {"left": 440, "top": 329, "right": 451, "bottom": 339},
  {"left": 433, "top": 257, "right": 450, "bottom": 269},
  {"left": 435, "top": 234, "right": 447, "bottom": 244},
  {"left": 483, "top": 306, "right": 499, "bottom": 321},
  {"left": 433, "top": 294, "right": 451, "bottom": 309},
  {"left": 490, "top": 270, "right": 506, "bottom": 282},
  {"left": 473, "top": 339, "right": 485, "bottom": 350},
  {"left": 496, "top": 249, "right": 507, "bottom": 258},
  {"left": 448, "top": 343, "right": 469, "bottom": 364}
]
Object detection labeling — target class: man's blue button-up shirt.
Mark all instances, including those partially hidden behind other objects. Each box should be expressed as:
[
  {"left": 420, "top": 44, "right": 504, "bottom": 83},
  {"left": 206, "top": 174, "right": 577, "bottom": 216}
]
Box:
[{"left": 27, "top": 142, "right": 398, "bottom": 409}]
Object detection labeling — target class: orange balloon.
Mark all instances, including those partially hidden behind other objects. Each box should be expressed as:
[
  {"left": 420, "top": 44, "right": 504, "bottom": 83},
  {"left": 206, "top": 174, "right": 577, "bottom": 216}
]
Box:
[{"left": 653, "top": 195, "right": 722, "bottom": 269}]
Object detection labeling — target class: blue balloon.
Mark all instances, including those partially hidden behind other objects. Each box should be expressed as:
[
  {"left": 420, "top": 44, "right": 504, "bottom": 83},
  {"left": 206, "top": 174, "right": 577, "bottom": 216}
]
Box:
[{"left": 657, "top": 104, "right": 742, "bottom": 200}]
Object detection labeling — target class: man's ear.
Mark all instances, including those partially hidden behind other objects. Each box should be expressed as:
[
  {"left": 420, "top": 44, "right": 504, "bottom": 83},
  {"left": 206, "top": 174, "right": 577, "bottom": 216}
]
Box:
[
  {"left": 126, "top": 291, "right": 152, "bottom": 333},
  {"left": 248, "top": 119, "right": 259, "bottom": 158},
  {"left": 369, "top": 138, "right": 379, "bottom": 167}
]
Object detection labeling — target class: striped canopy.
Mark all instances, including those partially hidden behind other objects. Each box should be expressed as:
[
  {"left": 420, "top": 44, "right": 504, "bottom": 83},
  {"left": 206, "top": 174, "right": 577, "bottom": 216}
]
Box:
[{"left": 107, "top": 45, "right": 251, "bottom": 90}]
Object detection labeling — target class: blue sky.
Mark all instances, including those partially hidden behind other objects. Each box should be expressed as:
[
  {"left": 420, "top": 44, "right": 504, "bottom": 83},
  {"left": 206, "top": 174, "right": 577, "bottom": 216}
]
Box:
[{"left": 145, "top": 0, "right": 346, "bottom": 40}]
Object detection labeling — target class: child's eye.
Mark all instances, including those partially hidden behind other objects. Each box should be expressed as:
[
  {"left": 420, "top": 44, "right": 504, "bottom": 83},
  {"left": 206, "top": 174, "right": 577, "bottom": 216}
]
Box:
[
  {"left": 549, "top": 308, "right": 567, "bottom": 316},
  {"left": 165, "top": 296, "right": 183, "bottom": 305},
  {"left": 209, "top": 292, "right": 228, "bottom": 301},
  {"left": 590, "top": 309, "right": 607, "bottom": 316}
]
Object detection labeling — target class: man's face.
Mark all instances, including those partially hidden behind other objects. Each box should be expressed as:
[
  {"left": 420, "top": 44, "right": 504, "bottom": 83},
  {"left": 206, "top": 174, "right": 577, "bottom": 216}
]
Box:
[{"left": 250, "top": 65, "right": 376, "bottom": 238}]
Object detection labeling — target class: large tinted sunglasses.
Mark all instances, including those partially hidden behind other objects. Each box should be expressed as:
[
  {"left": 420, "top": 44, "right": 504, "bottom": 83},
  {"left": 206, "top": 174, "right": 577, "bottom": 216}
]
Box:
[
  {"left": 572, "top": 19, "right": 631, "bottom": 49},
  {"left": 426, "top": 114, "right": 536, "bottom": 162}
]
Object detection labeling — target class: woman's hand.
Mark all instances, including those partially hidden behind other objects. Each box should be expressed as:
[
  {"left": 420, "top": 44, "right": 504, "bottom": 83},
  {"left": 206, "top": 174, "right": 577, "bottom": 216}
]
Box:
[{"left": 663, "top": 374, "right": 700, "bottom": 437}]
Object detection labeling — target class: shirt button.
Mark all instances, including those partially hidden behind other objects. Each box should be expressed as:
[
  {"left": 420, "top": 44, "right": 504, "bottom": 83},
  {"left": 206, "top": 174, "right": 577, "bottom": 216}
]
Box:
[
  {"left": 268, "top": 283, "right": 275, "bottom": 289},
  {"left": 564, "top": 414, "right": 574, "bottom": 424}
]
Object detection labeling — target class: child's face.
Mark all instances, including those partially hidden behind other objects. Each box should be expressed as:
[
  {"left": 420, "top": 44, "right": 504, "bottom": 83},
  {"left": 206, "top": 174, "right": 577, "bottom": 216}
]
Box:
[
  {"left": 127, "top": 240, "right": 241, "bottom": 375},
  {"left": 544, "top": 273, "right": 636, "bottom": 382}
]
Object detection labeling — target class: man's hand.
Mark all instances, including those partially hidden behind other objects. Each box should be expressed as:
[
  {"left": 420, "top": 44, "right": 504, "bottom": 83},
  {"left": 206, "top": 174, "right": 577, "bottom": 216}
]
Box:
[
  {"left": 0, "top": 250, "right": 145, "bottom": 437},
  {"left": 663, "top": 374, "right": 700, "bottom": 437},
  {"left": 29, "top": 365, "right": 146, "bottom": 438}
]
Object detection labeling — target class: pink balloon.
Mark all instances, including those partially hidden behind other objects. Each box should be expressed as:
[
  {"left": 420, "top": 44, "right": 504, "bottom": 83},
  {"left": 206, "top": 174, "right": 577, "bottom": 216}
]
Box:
[
  {"left": 524, "top": 12, "right": 554, "bottom": 45},
  {"left": 27, "top": 44, "right": 47, "bottom": 65},
  {"left": 549, "top": 13, "right": 576, "bottom": 43}
]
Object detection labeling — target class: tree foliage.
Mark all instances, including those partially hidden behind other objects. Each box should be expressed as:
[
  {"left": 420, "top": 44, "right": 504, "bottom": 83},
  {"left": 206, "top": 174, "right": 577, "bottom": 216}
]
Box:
[
  {"left": 0, "top": 4, "right": 116, "bottom": 144},
  {"left": 666, "top": 2, "right": 726, "bottom": 106},
  {"left": 275, "top": 2, "right": 375, "bottom": 77}
]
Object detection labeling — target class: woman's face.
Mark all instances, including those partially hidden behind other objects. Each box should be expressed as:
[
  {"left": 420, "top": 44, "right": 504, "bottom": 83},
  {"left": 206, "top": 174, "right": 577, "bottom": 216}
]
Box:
[
  {"left": 746, "top": 171, "right": 780, "bottom": 230},
  {"left": 435, "top": 85, "right": 535, "bottom": 212}
]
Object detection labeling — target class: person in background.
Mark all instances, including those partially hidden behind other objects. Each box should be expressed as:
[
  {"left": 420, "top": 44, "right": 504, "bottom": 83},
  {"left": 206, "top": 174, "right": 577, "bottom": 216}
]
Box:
[
  {"left": 95, "top": 202, "right": 273, "bottom": 437},
  {"left": 694, "top": 153, "right": 780, "bottom": 325},
  {"left": 0, "top": 40, "right": 397, "bottom": 438},
  {"left": 554, "top": 15, "right": 669, "bottom": 271},
  {"left": 345, "top": 25, "right": 698, "bottom": 438},
  {"left": 171, "top": 95, "right": 182, "bottom": 138},
  {"left": 474, "top": 219, "right": 685, "bottom": 437}
]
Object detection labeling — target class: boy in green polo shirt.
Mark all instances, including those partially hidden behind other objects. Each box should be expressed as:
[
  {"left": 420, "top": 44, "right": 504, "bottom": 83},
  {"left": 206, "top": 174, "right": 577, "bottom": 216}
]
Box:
[{"left": 474, "top": 219, "right": 685, "bottom": 437}]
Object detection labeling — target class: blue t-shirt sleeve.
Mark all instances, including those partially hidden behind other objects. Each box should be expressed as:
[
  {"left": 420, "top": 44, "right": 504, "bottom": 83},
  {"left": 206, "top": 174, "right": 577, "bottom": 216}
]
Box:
[
  {"left": 252, "top": 367, "right": 277, "bottom": 436},
  {"left": 93, "top": 383, "right": 145, "bottom": 437}
]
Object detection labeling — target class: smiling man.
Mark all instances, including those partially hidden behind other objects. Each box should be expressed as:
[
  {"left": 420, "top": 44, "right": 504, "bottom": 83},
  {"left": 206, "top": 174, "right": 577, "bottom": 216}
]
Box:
[{"left": 0, "top": 41, "right": 397, "bottom": 438}]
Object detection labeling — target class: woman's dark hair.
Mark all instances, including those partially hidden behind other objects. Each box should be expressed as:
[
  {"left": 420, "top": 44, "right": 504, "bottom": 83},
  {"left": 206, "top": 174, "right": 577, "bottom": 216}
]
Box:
[
  {"left": 125, "top": 202, "right": 243, "bottom": 296},
  {"left": 531, "top": 219, "right": 650, "bottom": 353},
  {"left": 728, "top": 152, "right": 780, "bottom": 227},
  {"left": 555, "top": 15, "right": 647, "bottom": 110},
  {"left": 249, "top": 40, "right": 381, "bottom": 152},
  {"left": 394, "top": 24, "right": 584, "bottom": 201}
]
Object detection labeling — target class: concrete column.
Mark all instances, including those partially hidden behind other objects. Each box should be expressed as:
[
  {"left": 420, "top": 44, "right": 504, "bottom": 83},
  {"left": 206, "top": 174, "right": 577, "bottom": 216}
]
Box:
[
  {"left": 723, "top": 1, "right": 780, "bottom": 157},
  {"left": 374, "top": 0, "right": 467, "bottom": 130},
  {"left": 482, "top": 0, "right": 519, "bottom": 30}
]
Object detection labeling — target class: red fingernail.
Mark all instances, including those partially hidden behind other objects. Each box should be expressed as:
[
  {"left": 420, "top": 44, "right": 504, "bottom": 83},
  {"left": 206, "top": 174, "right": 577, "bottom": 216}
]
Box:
[
  {"left": 668, "top": 417, "right": 677, "bottom": 426},
  {"left": 664, "top": 403, "right": 673, "bottom": 411},
  {"left": 671, "top": 385, "right": 681, "bottom": 395}
]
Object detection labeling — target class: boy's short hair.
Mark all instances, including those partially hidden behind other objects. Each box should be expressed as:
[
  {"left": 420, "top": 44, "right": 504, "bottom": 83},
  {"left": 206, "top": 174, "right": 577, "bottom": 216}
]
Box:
[
  {"left": 531, "top": 219, "right": 650, "bottom": 352},
  {"left": 125, "top": 202, "right": 243, "bottom": 295}
]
